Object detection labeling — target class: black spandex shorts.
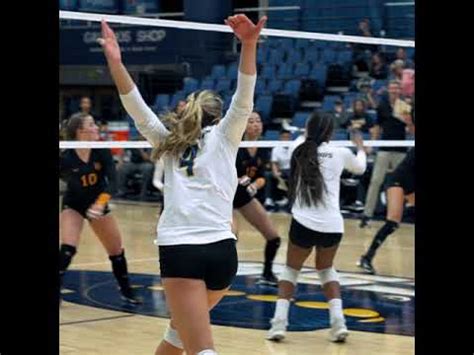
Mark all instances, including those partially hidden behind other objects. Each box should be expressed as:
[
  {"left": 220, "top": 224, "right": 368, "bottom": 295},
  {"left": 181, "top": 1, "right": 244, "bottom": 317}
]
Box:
[
  {"left": 158, "top": 239, "right": 238, "bottom": 290},
  {"left": 289, "top": 218, "right": 343, "bottom": 249},
  {"left": 61, "top": 198, "right": 111, "bottom": 219},
  {"left": 233, "top": 184, "right": 253, "bottom": 209},
  {"left": 386, "top": 148, "right": 415, "bottom": 195}
]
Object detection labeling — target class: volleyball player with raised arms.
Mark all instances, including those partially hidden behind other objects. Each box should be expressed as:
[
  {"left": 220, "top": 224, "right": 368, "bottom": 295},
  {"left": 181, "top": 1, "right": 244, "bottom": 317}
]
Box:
[
  {"left": 267, "top": 113, "right": 367, "bottom": 343},
  {"left": 99, "top": 14, "right": 265, "bottom": 355}
]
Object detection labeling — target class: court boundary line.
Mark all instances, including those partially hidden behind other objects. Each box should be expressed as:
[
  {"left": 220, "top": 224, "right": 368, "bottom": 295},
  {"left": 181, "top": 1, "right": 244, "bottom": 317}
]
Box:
[{"left": 60, "top": 313, "right": 135, "bottom": 326}]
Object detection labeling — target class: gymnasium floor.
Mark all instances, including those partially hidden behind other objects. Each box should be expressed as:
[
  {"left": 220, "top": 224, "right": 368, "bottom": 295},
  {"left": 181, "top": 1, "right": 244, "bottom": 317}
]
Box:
[{"left": 60, "top": 201, "right": 414, "bottom": 355}]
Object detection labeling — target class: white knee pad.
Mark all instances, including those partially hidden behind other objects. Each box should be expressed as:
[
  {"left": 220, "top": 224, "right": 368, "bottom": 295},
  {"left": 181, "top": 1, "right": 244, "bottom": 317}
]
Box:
[
  {"left": 163, "top": 324, "right": 183, "bottom": 350},
  {"left": 197, "top": 350, "right": 218, "bottom": 355},
  {"left": 317, "top": 267, "right": 339, "bottom": 285},
  {"left": 279, "top": 266, "right": 300, "bottom": 286}
]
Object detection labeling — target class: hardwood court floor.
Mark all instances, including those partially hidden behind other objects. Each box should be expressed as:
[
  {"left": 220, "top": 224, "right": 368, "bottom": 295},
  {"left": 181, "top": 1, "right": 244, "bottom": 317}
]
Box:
[{"left": 60, "top": 201, "right": 414, "bottom": 355}]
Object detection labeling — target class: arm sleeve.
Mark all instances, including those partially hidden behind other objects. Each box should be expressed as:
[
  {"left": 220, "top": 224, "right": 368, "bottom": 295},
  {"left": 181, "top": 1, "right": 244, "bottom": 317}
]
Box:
[
  {"left": 119, "top": 86, "right": 170, "bottom": 146},
  {"left": 342, "top": 148, "right": 367, "bottom": 175},
  {"left": 216, "top": 72, "right": 257, "bottom": 146}
]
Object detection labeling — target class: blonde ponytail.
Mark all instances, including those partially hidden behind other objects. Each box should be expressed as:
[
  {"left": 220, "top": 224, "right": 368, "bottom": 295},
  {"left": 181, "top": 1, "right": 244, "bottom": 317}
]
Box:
[{"left": 154, "top": 90, "right": 222, "bottom": 160}]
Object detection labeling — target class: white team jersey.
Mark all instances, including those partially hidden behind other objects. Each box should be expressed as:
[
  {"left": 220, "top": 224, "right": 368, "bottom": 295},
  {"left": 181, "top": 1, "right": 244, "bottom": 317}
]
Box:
[
  {"left": 290, "top": 135, "right": 367, "bottom": 233},
  {"left": 120, "top": 72, "right": 256, "bottom": 245},
  {"left": 271, "top": 145, "right": 291, "bottom": 170}
]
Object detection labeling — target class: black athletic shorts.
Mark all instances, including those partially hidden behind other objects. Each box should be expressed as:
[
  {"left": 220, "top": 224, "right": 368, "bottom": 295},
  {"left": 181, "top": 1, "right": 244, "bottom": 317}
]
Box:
[
  {"left": 61, "top": 197, "right": 111, "bottom": 219},
  {"left": 289, "top": 218, "right": 343, "bottom": 249},
  {"left": 158, "top": 239, "right": 238, "bottom": 290},
  {"left": 233, "top": 184, "right": 253, "bottom": 209},
  {"left": 385, "top": 148, "right": 415, "bottom": 195}
]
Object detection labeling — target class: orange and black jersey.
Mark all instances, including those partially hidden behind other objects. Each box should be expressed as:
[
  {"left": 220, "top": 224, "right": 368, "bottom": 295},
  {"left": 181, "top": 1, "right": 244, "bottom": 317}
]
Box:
[
  {"left": 235, "top": 147, "right": 271, "bottom": 181},
  {"left": 60, "top": 149, "right": 117, "bottom": 206}
]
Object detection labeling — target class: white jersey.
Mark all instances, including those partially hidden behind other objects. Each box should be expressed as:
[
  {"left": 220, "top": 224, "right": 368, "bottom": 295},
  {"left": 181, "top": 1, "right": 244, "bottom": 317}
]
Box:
[
  {"left": 271, "top": 145, "right": 291, "bottom": 170},
  {"left": 290, "top": 135, "right": 367, "bottom": 233},
  {"left": 120, "top": 72, "right": 256, "bottom": 245}
]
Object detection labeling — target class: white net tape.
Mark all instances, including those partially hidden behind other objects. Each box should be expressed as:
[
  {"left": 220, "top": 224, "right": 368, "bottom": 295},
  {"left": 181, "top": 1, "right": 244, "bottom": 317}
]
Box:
[
  {"left": 59, "top": 140, "right": 414, "bottom": 149},
  {"left": 60, "top": 11, "right": 414, "bottom": 47}
]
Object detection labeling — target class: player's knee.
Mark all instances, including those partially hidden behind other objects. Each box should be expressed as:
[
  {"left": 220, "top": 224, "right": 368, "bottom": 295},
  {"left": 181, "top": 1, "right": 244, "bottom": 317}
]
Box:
[
  {"left": 279, "top": 265, "right": 300, "bottom": 286},
  {"left": 316, "top": 267, "right": 339, "bottom": 285}
]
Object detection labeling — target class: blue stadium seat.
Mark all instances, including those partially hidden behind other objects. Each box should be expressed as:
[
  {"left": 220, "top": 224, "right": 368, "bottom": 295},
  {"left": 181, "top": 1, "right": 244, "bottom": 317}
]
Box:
[
  {"left": 226, "top": 62, "right": 239, "bottom": 79},
  {"left": 215, "top": 78, "right": 232, "bottom": 93},
  {"left": 200, "top": 78, "right": 215, "bottom": 90},
  {"left": 255, "top": 95, "right": 273, "bottom": 123},
  {"left": 267, "top": 79, "right": 283, "bottom": 93},
  {"left": 321, "top": 49, "right": 337, "bottom": 64},
  {"left": 283, "top": 79, "right": 301, "bottom": 97},
  {"left": 257, "top": 47, "right": 268, "bottom": 64},
  {"left": 182, "top": 77, "right": 199, "bottom": 95},
  {"left": 309, "top": 66, "right": 328, "bottom": 86},
  {"left": 294, "top": 63, "right": 311, "bottom": 77},
  {"left": 268, "top": 49, "right": 285, "bottom": 65},
  {"left": 211, "top": 65, "right": 226, "bottom": 79},
  {"left": 279, "top": 38, "right": 294, "bottom": 51},
  {"left": 304, "top": 48, "right": 320, "bottom": 64},
  {"left": 277, "top": 63, "right": 293, "bottom": 80},
  {"left": 322, "top": 95, "right": 341, "bottom": 111},
  {"left": 332, "top": 129, "right": 349, "bottom": 140},
  {"left": 261, "top": 65, "right": 276, "bottom": 80},
  {"left": 255, "top": 79, "right": 267, "bottom": 95},
  {"left": 154, "top": 94, "right": 170, "bottom": 112},
  {"left": 263, "top": 130, "right": 280, "bottom": 141},
  {"left": 295, "top": 38, "right": 310, "bottom": 50},
  {"left": 169, "top": 91, "right": 186, "bottom": 110},
  {"left": 222, "top": 94, "right": 233, "bottom": 111},
  {"left": 292, "top": 111, "right": 310, "bottom": 128},
  {"left": 286, "top": 50, "right": 303, "bottom": 65},
  {"left": 337, "top": 50, "right": 353, "bottom": 65},
  {"left": 292, "top": 131, "right": 301, "bottom": 140}
]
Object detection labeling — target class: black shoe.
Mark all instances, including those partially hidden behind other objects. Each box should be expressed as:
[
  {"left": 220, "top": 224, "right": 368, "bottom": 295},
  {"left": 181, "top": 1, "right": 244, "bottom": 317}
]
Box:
[
  {"left": 257, "top": 272, "right": 278, "bottom": 287},
  {"left": 359, "top": 215, "right": 370, "bottom": 228},
  {"left": 120, "top": 287, "right": 142, "bottom": 305},
  {"left": 357, "top": 255, "right": 375, "bottom": 274}
]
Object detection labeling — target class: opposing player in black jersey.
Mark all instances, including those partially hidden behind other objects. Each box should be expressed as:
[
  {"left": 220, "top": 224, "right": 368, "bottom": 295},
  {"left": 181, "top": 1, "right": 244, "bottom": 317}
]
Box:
[
  {"left": 59, "top": 113, "right": 139, "bottom": 304},
  {"left": 358, "top": 147, "right": 415, "bottom": 274},
  {"left": 233, "top": 112, "right": 282, "bottom": 286}
]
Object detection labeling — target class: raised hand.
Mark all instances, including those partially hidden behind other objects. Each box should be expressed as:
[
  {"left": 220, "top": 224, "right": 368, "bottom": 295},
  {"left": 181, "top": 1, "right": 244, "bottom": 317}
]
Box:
[
  {"left": 225, "top": 14, "right": 267, "bottom": 44},
  {"left": 97, "top": 20, "right": 122, "bottom": 64}
]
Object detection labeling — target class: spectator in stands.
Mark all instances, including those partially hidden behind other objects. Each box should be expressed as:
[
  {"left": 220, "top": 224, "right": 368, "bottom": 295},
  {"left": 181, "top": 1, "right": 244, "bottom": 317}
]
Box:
[
  {"left": 75, "top": 96, "right": 99, "bottom": 118},
  {"left": 389, "top": 59, "right": 415, "bottom": 99},
  {"left": 328, "top": 99, "right": 350, "bottom": 129},
  {"left": 395, "top": 48, "right": 414, "bottom": 69},
  {"left": 389, "top": 60, "right": 404, "bottom": 82},
  {"left": 358, "top": 80, "right": 378, "bottom": 109},
  {"left": 116, "top": 133, "right": 155, "bottom": 201},
  {"left": 360, "top": 80, "right": 412, "bottom": 227},
  {"left": 401, "top": 68, "right": 415, "bottom": 98},
  {"left": 353, "top": 19, "right": 377, "bottom": 73},
  {"left": 175, "top": 100, "right": 187, "bottom": 115},
  {"left": 264, "top": 129, "right": 292, "bottom": 210},
  {"left": 369, "top": 52, "right": 388, "bottom": 80},
  {"left": 343, "top": 99, "right": 374, "bottom": 133}
]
